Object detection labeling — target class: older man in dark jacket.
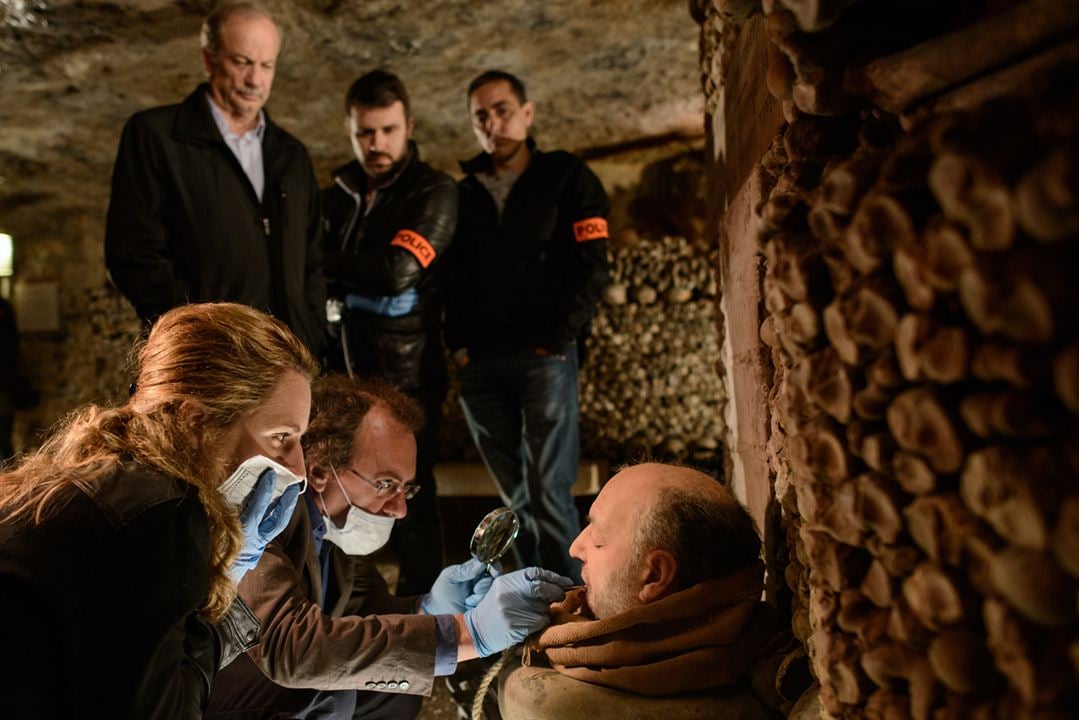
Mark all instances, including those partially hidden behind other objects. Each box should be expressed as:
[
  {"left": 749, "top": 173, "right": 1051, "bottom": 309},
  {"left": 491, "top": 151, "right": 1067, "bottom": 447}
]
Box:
[
  {"left": 321, "top": 70, "right": 457, "bottom": 595},
  {"left": 105, "top": 1, "right": 324, "bottom": 353}
]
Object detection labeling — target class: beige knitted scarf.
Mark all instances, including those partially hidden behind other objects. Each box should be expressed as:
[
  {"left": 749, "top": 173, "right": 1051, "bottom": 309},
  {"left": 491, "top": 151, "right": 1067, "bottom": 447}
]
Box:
[{"left": 523, "top": 561, "right": 770, "bottom": 696}]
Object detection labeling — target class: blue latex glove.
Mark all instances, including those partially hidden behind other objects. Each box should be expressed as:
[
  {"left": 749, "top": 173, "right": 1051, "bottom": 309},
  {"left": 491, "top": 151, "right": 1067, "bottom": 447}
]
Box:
[
  {"left": 229, "top": 468, "right": 301, "bottom": 582},
  {"left": 418, "top": 559, "right": 502, "bottom": 615},
  {"left": 345, "top": 288, "right": 419, "bottom": 317},
  {"left": 465, "top": 562, "right": 502, "bottom": 610},
  {"left": 463, "top": 567, "right": 574, "bottom": 657}
]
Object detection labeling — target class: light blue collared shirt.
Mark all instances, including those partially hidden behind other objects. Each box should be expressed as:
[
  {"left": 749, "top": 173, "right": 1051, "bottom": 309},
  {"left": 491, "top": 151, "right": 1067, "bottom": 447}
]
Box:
[{"left": 206, "top": 92, "right": 266, "bottom": 201}]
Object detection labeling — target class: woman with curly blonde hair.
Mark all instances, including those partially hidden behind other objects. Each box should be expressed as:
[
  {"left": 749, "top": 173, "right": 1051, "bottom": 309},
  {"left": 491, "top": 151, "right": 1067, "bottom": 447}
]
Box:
[{"left": 0, "top": 302, "right": 319, "bottom": 718}]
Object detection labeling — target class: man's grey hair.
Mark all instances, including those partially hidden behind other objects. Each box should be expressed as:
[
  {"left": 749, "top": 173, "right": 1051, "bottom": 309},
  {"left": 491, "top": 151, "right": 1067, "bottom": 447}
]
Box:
[
  {"left": 633, "top": 484, "right": 762, "bottom": 590},
  {"left": 200, "top": 1, "right": 279, "bottom": 56}
]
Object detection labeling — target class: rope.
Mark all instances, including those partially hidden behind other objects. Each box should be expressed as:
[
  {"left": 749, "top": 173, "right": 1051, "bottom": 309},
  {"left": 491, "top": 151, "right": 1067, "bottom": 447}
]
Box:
[{"left": 471, "top": 649, "right": 511, "bottom": 720}]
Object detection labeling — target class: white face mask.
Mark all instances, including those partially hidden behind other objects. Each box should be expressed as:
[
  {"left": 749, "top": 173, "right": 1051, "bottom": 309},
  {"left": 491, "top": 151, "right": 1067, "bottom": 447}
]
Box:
[
  {"left": 317, "top": 466, "right": 394, "bottom": 556},
  {"left": 220, "top": 455, "right": 306, "bottom": 508}
]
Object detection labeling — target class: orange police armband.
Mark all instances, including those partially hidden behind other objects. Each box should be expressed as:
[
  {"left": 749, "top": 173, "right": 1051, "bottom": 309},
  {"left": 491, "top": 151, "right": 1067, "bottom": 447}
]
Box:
[
  {"left": 573, "top": 217, "right": 608, "bottom": 243},
  {"left": 390, "top": 229, "right": 436, "bottom": 268}
]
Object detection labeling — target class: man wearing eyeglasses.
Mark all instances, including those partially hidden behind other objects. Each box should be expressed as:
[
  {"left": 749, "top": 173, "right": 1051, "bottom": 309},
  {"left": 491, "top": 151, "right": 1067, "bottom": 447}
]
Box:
[{"left": 206, "top": 375, "right": 573, "bottom": 720}]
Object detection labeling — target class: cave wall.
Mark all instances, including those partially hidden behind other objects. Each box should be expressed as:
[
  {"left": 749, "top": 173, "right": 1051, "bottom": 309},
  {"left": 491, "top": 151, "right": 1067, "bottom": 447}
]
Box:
[
  {"left": 696, "top": 0, "right": 1079, "bottom": 718},
  {"left": 6, "top": 205, "right": 141, "bottom": 451}
]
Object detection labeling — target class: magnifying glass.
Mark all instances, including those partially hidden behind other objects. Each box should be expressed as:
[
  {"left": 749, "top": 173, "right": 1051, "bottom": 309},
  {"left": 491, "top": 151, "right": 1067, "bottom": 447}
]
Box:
[{"left": 470, "top": 507, "right": 519, "bottom": 571}]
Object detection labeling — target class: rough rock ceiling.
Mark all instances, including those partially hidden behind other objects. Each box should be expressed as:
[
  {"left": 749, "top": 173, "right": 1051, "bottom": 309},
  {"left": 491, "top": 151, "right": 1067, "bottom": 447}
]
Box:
[{"left": 0, "top": 0, "right": 703, "bottom": 220}]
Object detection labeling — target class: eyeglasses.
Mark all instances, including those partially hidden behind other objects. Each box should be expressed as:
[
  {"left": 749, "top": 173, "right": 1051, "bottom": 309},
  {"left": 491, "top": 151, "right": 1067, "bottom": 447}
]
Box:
[{"left": 346, "top": 467, "right": 421, "bottom": 500}]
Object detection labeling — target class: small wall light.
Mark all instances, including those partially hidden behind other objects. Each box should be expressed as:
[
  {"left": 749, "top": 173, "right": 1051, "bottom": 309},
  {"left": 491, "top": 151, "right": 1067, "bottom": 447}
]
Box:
[
  {"left": 0, "top": 233, "right": 12, "bottom": 277},
  {"left": 0, "top": 233, "right": 12, "bottom": 299}
]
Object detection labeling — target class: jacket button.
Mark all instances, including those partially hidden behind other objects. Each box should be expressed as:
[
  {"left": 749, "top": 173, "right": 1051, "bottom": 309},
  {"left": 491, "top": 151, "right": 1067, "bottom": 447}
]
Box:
[
  {"left": 399, "top": 680, "right": 410, "bottom": 691},
  {"left": 365, "top": 681, "right": 377, "bottom": 689},
  {"left": 376, "top": 681, "right": 387, "bottom": 689},
  {"left": 387, "top": 681, "right": 399, "bottom": 689}
]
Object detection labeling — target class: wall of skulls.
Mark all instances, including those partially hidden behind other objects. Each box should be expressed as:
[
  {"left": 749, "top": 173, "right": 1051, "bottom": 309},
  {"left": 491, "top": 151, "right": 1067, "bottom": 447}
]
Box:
[
  {"left": 694, "top": 0, "right": 1079, "bottom": 717},
  {"left": 441, "top": 232, "right": 725, "bottom": 468},
  {"left": 762, "top": 96, "right": 1079, "bottom": 720},
  {"left": 579, "top": 234, "right": 723, "bottom": 464}
]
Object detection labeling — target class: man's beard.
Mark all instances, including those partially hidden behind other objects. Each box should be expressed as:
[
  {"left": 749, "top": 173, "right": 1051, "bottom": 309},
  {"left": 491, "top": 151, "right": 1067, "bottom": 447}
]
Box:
[
  {"left": 586, "top": 563, "right": 641, "bottom": 620},
  {"left": 363, "top": 149, "right": 409, "bottom": 184}
]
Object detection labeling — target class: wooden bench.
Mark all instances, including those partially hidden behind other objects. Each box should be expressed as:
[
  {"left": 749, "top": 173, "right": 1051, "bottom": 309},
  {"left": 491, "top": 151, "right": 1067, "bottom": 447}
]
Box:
[{"left": 433, "top": 461, "right": 607, "bottom": 498}]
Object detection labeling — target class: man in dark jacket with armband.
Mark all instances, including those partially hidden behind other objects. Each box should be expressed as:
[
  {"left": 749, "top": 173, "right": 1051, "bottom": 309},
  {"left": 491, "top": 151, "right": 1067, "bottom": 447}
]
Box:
[
  {"left": 446, "top": 70, "right": 610, "bottom": 583},
  {"left": 321, "top": 70, "right": 457, "bottom": 594}
]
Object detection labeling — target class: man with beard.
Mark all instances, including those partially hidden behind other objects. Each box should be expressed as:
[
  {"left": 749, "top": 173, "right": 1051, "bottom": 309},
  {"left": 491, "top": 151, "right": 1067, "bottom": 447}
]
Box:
[
  {"left": 206, "top": 375, "right": 573, "bottom": 720},
  {"left": 464, "top": 463, "right": 777, "bottom": 720},
  {"left": 446, "top": 70, "right": 610, "bottom": 584},
  {"left": 321, "top": 69, "right": 457, "bottom": 596},
  {"left": 105, "top": 1, "right": 324, "bottom": 354},
  {"left": 566, "top": 463, "right": 763, "bottom": 624},
  {"left": 319, "top": 69, "right": 455, "bottom": 595}
]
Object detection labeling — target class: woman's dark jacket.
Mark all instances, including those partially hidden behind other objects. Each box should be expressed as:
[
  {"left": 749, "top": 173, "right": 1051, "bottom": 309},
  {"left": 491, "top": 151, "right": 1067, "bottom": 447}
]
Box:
[{"left": 0, "top": 462, "right": 258, "bottom": 718}]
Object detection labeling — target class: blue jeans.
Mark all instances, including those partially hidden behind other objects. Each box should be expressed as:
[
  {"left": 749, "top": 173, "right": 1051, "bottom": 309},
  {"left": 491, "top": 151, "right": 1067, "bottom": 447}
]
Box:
[{"left": 458, "top": 344, "right": 583, "bottom": 582}]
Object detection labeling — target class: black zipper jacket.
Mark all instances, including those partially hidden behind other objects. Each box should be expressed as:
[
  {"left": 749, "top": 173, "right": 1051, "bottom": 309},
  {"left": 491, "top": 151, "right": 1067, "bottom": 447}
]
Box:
[
  {"left": 446, "top": 141, "right": 610, "bottom": 355},
  {"left": 104, "top": 84, "right": 326, "bottom": 354},
  {"left": 321, "top": 145, "right": 457, "bottom": 389},
  {"left": 321, "top": 144, "right": 457, "bottom": 332}
]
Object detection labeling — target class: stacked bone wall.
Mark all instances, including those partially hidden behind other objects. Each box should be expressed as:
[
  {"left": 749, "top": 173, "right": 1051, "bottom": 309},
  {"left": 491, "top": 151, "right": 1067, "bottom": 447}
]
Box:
[
  {"left": 579, "top": 234, "right": 723, "bottom": 464},
  {"left": 766, "top": 100, "right": 1079, "bottom": 720},
  {"left": 697, "top": 0, "right": 1079, "bottom": 718}
]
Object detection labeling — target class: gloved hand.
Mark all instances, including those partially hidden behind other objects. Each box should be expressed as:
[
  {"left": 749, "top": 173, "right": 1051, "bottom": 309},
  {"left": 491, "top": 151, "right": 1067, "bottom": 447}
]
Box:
[
  {"left": 463, "top": 567, "right": 574, "bottom": 657},
  {"left": 345, "top": 288, "right": 419, "bottom": 318},
  {"left": 229, "top": 468, "right": 301, "bottom": 582},
  {"left": 382, "top": 288, "right": 419, "bottom": 317},
  {"left": 418, "top": 559, "right": 501, "bottom": 615},
  {"left": 465, "top": 564, "right": 501, "bottom": 610}
]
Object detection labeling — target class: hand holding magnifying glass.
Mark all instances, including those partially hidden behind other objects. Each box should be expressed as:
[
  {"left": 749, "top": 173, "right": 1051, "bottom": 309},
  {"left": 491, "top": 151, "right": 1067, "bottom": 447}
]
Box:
[
  {"left": 463, "top": 507, "right": 519, "bottom": 609},
  {"left": 417, "top": 508, "right": 520, "bottom": 614}
]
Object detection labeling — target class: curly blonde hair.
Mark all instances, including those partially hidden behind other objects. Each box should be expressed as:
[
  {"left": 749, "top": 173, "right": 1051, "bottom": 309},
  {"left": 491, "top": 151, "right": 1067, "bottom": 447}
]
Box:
[{"left": 0, "top": 303, "right": 318, "bottom": 620}]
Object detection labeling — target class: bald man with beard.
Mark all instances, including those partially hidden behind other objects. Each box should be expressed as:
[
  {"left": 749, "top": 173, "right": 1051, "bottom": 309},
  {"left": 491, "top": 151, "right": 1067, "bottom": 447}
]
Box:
[
  {"left": 475, "top": 463, "right": 779, "bottom": 720},
  {"left": 569, "top": 463, "right": 764, "bottom": 621}
]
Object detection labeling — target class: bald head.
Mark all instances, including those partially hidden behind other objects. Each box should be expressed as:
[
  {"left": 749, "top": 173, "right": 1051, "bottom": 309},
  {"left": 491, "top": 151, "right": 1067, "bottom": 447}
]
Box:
[
  {"left": 630, "top": 464, "right": 760, "bottom": 590},
  {"left": 570, "top": 463, "right": 761, "bottom": 618},
  {"left": 608, "top": 462, "right": 731, "bottom": 502}
]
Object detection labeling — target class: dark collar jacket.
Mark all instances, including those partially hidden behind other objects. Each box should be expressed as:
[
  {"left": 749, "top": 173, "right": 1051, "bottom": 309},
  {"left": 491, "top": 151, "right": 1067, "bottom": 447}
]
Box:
[
  {"left": 104, "top": 84, "right": 326, "bottom": 353},
  {"left": 446, "top": 139, "right": 610, "bottom": 355},
  {"left": 321, "top": 143, "right": 458, "bottom": 326},
  {"left": 0, "top": 462, "right": 258, "bottom": 718},
  {"left": 320, "top": 144, "right": 457, "bottom": 386}
]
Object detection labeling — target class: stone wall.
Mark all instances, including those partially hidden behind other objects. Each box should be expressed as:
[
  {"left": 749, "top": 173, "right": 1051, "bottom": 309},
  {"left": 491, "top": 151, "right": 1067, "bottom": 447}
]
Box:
[{"left": 8, "top": 208, "right": 141, "bottom": 453}]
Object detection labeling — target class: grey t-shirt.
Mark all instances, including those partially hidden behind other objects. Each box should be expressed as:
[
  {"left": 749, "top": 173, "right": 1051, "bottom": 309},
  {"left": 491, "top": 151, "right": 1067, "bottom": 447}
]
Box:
[{"left": 476, "top": 169, "right": 521, "bottom": 218}]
